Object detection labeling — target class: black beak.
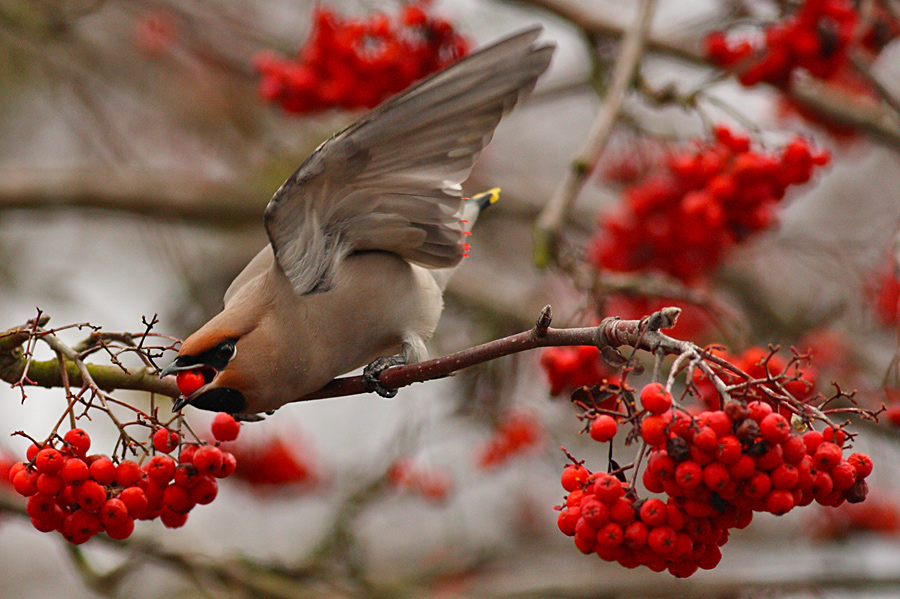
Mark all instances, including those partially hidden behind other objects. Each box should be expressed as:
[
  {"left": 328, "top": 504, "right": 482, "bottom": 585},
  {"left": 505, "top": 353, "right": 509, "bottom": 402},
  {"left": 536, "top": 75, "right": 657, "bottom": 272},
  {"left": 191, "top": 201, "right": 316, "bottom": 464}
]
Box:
[
  {"left": 160, "top": 359, "right": 210, "bottom": 412},
  {"left": 172, "top": 394, "right": 192, "bottom": 412},
  {"left": 159, "top": 360, "right": 193, "bottom": 378}
]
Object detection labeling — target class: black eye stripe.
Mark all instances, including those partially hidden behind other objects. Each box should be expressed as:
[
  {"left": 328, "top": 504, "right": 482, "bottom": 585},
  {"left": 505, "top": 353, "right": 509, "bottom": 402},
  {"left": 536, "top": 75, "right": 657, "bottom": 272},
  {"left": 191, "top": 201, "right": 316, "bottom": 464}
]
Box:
[{"left": 180, "top": 338, "right": 238, "bottom": 371}]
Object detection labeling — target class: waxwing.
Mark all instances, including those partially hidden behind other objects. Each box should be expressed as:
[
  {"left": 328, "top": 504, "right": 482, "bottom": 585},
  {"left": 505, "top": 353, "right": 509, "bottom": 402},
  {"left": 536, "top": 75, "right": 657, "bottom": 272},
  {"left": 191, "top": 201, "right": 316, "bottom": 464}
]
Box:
[{"left": 159, "top": 27, "right": 555, "bottom": 416}]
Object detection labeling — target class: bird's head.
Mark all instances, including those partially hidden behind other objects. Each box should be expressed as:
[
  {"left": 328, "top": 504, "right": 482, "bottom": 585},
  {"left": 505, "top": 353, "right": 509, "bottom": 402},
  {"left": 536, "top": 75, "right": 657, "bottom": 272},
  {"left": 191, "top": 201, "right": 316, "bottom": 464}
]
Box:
[{"left": 160, "top": 331, "right": 249, "bottom": 415}]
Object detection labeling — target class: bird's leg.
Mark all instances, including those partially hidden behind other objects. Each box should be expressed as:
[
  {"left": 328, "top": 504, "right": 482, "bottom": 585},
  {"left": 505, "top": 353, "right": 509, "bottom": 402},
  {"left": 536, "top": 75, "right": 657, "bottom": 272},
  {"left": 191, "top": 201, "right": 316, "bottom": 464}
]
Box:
[{"left": 363, "top": 355, "right": 406, "bottom": 398}]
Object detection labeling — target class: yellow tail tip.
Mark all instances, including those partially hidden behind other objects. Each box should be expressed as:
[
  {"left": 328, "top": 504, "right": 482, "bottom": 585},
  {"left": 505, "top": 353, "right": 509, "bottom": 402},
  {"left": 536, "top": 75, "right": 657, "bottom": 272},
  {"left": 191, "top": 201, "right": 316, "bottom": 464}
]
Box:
[{"left": 471, "top": 188, "right": 501, "bottom": 209}]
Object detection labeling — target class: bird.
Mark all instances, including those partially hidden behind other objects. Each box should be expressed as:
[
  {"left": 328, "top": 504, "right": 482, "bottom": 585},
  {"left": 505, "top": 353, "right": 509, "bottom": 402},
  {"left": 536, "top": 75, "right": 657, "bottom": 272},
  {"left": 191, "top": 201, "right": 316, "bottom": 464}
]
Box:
[{"left": 159, "top": 26, "right": 555, "bottom": 417}]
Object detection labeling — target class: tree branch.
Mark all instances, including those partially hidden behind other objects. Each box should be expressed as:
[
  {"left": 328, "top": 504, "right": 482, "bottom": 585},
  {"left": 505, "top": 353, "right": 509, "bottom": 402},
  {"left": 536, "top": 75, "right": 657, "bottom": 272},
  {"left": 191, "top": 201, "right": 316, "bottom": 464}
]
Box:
[
  {"left": 2, "top": 307, "right": 697, "bottom": 412},
  {"left": 296, "top": 305, "right": 691, "bottom": 403},
  {"left": 533, "top": 0, "right": 658, "bottom": 267},
  {"left": 521, "top": 0, "right": 900, "bottom": 150}
]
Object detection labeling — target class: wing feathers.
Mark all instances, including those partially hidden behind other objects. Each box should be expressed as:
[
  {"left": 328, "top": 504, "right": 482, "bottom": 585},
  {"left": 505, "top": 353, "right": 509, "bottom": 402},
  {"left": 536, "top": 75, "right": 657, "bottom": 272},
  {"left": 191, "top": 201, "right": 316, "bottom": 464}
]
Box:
[{"left": 265, "top": 27, "right": 554, "bottom": 295}]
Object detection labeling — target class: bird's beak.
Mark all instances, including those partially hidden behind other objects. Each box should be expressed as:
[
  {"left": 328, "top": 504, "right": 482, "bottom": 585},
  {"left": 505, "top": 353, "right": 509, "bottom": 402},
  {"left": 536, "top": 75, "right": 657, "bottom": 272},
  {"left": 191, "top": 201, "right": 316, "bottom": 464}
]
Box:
[
  {"left": 159, "top": 359, "right": 216, "bottom": 412},
  {"left": 159, "top": 360, "right": 191, "bottom": 378},
  {"left": 172, "top": 394, "right": 192, "bottom": 412}
]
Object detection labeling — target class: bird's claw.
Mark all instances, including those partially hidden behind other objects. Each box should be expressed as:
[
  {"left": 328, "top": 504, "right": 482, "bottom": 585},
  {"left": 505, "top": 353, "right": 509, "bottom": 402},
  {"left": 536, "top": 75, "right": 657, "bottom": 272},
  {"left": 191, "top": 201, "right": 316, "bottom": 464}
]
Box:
[{"left": 363, "top": 355, "right": 405, "bottom": 398}]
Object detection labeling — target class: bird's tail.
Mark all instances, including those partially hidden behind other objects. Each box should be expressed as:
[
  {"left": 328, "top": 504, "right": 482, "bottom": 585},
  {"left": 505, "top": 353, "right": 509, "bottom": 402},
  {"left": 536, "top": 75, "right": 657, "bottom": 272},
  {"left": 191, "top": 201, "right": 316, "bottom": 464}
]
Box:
[
  {"left": 430, "top": 188, "right": 500, "bottom": 291},
  {"left": 460, "top": 188, "right": 501, "bottom": 235}
]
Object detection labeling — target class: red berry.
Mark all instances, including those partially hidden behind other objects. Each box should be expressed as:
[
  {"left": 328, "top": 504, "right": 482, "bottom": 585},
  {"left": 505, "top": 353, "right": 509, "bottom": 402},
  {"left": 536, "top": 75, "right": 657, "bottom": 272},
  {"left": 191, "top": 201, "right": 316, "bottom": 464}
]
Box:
[
  {"left": 89, "top": 457, "right": 116, "bottom": 485},
  {"left": 61, "top": 458, "right": 89, "bottom": 486},
  {"left": 189, "top": 475, "right": 219, "bottom": 505},
  {"left": 64, "top": 429, "right": 91, "bottom": 457},
  {"left": 823, "top": 426, "right": 847, "bottom": 446},
  {"left": 771, "top": 463, "right": 799, "bottom": 490},
  {"left": 609, "top": 497, "right": 636, "bottom": 524},
  {"left": 747, "top": 401, "right": 773, "bottom": 423},
  {"left": 557, "top": 507, "right": 580, "bottom": 536},
  {"left": 593, "top": 473, "right": 624, "bottom": 503},
  {"left": 705, "top": 411, "right": 732, "bottom": 437},
  {"left": 596, "top": 522, "right": 624, "bottom": 548},
  {"left": 810, "top": 471, "right": 834, "bottom": 498},
  {"left": 647, "top": 525, "right": 677, "bottom": 556},
  {"left": 178, "top": 444, "right": 198, "bottom": 464},
  {"left": 693, "top": 427, "right": 718, "bottom": 453},
  {"left": 580, "top": 500, "right": 610, "bottom": 528},
  {"left": 702, "top": 461, "right": 730, "bottom": 492},
  {"left": 215, "top": 451, "right": 237, "bottom": 479},
  {"left": 640, "top": 383, "right": 673, "bottom": 414},
  {"left": 674, "top": 461, "right": 702, "bottom": 489},
  {"left": 743, "top": 471, "right": 772, "bottom": 499},
  {"left": 781, "top": 435, "right": 807, "bottom": 465},
  {"left": 13, "top": 468, "right": 39, "bottom": 496},
  {"left": 118, "top": 487, "right": 149, "bottom": 519},
  {"left": 153, "top": 428, "right": 180, "bottom": 454},
  {"left": 847, "top": 453, "right": 873, "bottom": 479},
  {"left": 715, "top": 436, "right": 742, "bottom": 464},
  {"left": 116, "top": 460, "right": 142, "bottom": 487},
  {"left": 830, "top": 461, "right": 857, "bottom": 491},
  {"left": 35, "top": 448, "right": 64, "bottom": 475},
  {"left": 765, "top": 489, "right": 795, "bottom": 515},
  {"left": 802, "top": 430, "right": 824, "bottom": 454},
  {"left": 640, "top": 415, "right": 669, "bottom": 446},
  {"left": 813, "top": 442, "right": 843, "bottom": 471},
  {"left": 648, "top": 452, "right": 676, "bottom": 480},
  {"left": 174, "top": 463, "right": 201, "bottom": 488},
  {"left": 77, "top": 480, "right": 108, "bottom": 512},
  {"left": 639, "top": 498, "right": 667, "bottom": 527},
  {"left": 561, "top": 464, "right": 589, "bottom": 492},
  {"left": 175, "top": 369, "right": 206, "bottom": 397},
  {"left": 146, "top": 455, "right": 177, "bottom": 485},
  {"left": 36, "top": 473, "right": 64, "bottom": 496},
  {"left": 99, "top": 498, "right": 129, "bottom": 528},
  {"left": 759, "top": 413, "right": 791, "bottom": 444},
  {"left": 25, "top": 493, "right": 57, "bottom": 520},
  {"left": 26, "top": 443, "right": 40, "bottom": 461},
  {"left": 624, "top": 520, "right": 649, "bottom": 549},
  {"left": 163, "top": 484, "right": 195, "bottom": 514},
  {"left": 106, "top": 517, "right": 135, "bottom": 540},
  {"left": 589, "top": 415, "right": 618, "bottom": 442},
  {"left": 192, "top": 445, "right": 224, "bottom": 475},
  {"left": 729, "top": 454, "right": 756, "bottom": 480},
  {"left": 211, "top": 412, "right": 241, "bottom": 442},
  {"left": 160, "top": 507, "right": 189, "bottom": 529}
]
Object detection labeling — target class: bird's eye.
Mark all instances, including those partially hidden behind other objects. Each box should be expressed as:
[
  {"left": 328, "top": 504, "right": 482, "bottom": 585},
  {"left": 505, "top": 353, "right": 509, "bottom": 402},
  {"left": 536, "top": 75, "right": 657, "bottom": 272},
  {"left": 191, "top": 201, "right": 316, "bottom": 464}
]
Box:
[{"left": 216, "top": 340, "right": 236, "bottom": 362}]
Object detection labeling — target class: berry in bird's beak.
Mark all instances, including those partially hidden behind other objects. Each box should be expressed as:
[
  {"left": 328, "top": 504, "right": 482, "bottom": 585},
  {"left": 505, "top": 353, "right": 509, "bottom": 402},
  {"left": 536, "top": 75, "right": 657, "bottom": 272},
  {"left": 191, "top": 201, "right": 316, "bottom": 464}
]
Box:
[{"left": 176, "top": 369, "right": 208, "bottom": 397}]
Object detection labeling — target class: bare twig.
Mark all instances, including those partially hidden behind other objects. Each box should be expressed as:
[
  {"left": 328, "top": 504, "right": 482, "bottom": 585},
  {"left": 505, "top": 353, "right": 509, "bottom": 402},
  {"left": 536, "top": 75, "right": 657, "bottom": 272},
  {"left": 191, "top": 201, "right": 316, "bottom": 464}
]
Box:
[
  {"left": 521, "top": 0, "right": 900, "bottom": 149},
  {"left": 534, "top": 0, "right": 658, "bottom": 267}
]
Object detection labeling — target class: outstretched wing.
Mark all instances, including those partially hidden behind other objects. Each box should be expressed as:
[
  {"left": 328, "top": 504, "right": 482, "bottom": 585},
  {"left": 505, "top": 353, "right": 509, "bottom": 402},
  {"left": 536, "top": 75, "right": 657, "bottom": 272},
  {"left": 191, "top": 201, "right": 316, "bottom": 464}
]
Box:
[{"left": 263, "top": 27, "right": 554, "bottom": 295}]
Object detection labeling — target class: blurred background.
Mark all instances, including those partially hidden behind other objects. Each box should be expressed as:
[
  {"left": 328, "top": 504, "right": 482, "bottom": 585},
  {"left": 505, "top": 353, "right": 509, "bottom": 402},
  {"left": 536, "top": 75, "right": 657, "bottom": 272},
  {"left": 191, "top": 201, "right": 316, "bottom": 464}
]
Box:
[{"left": 3, "top": 0, "right": 900, "bottom": 597}]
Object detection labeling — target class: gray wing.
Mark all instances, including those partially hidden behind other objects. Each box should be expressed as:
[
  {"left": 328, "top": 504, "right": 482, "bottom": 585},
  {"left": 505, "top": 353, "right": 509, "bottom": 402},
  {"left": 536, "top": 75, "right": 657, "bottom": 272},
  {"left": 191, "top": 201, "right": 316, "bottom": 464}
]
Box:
[{"left": 263, "top": 26, "right": 555, "bottom": 295}]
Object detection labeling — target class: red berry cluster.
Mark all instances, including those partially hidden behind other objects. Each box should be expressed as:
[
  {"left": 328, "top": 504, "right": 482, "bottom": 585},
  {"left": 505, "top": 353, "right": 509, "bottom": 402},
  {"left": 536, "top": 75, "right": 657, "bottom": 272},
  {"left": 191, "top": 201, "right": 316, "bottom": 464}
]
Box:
[
  {"left": 705, "top": 0, "right": 859, "bottom": 87},
  {"left": 227, "top": 437, "right": 318, "bottom": 489},
  {"left": 477, "top": 412, "right": 543, "bottom": 469},
  {"left": 10, "top": 414, "right": 241, "bottom": 543},
  {"left": 540, "top": 346, "right": 615, "bottom": 396},
  {"left": 692, "top": 346, "right": 817, "bottom": 411},
  {"left": 558, "top": 397, "right": 872, "bottom": 577},
  {"left": 588, "top": 126, "right": 829, "bottom": 283},
  {"left": 813, "top": 496, "right": 900, "bottom": 539},
  {"left": 386, "top": 457, "right": 453, "bottom": 504},
  {"left": 254, "top": 3, "right": 469, "bottom": 113},
  {"left": 867, "top": 256, "right": 900, "bottom": 326}
]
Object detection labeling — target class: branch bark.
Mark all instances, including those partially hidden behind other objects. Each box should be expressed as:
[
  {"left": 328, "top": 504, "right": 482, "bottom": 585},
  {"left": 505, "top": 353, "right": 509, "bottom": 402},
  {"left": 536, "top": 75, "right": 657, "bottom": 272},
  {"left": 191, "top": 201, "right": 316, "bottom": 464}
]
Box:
[
  {"left": 1, "top": 307, "right": 697, "bottom": 412},
  {"left": 0, "top": 167, "right": 262, "bottom": 227}
]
